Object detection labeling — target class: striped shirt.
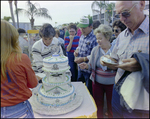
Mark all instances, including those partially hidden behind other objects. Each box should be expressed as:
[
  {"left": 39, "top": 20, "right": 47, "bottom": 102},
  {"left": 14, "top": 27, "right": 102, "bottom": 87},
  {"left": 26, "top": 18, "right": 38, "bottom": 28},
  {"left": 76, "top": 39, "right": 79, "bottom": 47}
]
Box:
[
  {"left": 77, "top": 30, "right": 98, "bottom": 73},
  {"left": 32, "top": 37, "right": 63, "bottom": 73},
  {"left": 65, "top": 36, "right": 80, "bottom": 53},
  {"left": 111, "top": 15, "right": 149, "bottom": 83}
]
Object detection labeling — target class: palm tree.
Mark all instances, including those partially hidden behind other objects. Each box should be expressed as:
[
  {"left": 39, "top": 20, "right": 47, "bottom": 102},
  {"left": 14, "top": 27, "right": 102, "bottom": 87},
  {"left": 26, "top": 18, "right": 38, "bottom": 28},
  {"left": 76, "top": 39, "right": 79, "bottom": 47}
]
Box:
[
  {"left": 8, "top": 0, "right": 16, "bottom": 27},
  {"left": 105, "top": 2, "right": 115, "bottom": 25},
  {"left": 14, "top": 0, "right": 19, "bottom": 28},
  {"left": 2, "top": 16, "right": 12, "bottom": 21},
  {"left": 87, "top": 14, "right": 92, "bottom": 19},
  {"left": 74, "top": 22, "right": 79, "bottom": 26},
  {"left": 91, "top": 0, "right": 106, "bottom": 23},
  {"left": 15, "top": 1, "right": 52, "bottom": 29}
]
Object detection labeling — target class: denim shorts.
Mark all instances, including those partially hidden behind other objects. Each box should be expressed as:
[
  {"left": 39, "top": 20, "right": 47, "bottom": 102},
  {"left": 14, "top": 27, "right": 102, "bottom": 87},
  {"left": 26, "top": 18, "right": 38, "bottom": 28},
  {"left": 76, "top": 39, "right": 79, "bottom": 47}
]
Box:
[{"left": 1, "top": 100, "right": 34, "bottom": 118}]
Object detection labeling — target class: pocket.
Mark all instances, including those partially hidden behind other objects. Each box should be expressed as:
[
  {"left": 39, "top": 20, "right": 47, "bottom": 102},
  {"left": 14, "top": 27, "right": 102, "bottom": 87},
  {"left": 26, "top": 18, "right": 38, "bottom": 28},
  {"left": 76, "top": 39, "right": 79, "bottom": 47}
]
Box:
[
  {"left": 117, "top": 50, "right": 126, "bottom": 61},
  {"left": 82, "top": 44, "right": 88, "bottom": 51},
  {"left": 6, "top": 101, "right": 34, "bottom": 118},
  {"left": 117, "top": 48, "right": 125, "bottom": 56},
  {"left": 84, "top": 45, "right": 92, "bottom": 54},
  {"left": 18, "top": 113, "right": 28, "bottom": 118},
  {"left": 6, "top": 107, "right": 29, "bottom": 118}
]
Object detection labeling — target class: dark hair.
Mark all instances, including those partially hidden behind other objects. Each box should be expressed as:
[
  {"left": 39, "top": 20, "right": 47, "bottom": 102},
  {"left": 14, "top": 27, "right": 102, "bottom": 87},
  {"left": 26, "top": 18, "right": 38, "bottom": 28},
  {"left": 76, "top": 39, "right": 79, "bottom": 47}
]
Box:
[
  {"left": 68, "top": 24, "right": 77, "bottom": 31},
  {"left": 39, "top": 23, "right": 55, "bottom": 38},
  {"left": 93, "top": 20, "right": 101, "bottom": 30},
  {"left": 17, "top": 28, "right": 26, "bottom": 34},
  {"left": 109, "top": 36, "right": 116, "bottom": 43},
  {"left": 112, "top": 20, "right": 126, "bottom": 31},
  {"left": 88, "top": 23, "right": 93, "bottom": 27}
]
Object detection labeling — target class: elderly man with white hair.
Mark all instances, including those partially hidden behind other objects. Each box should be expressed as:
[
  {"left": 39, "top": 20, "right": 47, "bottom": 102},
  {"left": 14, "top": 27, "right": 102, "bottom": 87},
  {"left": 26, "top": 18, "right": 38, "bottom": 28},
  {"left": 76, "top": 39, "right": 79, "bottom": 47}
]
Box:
[{"left": 100, "top": 1, "right": 149, "bottom": 118}]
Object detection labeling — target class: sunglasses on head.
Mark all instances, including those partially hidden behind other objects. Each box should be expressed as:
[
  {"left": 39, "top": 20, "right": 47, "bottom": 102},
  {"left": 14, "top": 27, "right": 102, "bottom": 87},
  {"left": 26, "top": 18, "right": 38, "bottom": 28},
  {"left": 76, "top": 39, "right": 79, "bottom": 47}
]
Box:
[
  {"left": 113, "top": 29, "right": 119, "bottom": 33},
  {"left": 116, "top": 3, "right": 137, "bottom": 18}
]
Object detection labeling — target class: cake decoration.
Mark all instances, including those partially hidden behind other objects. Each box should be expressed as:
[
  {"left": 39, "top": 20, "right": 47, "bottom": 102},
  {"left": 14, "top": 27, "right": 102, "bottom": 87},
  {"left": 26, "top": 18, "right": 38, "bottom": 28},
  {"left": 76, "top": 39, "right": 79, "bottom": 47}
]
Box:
[{"left": 29, "top": 53, "right": 83, "bottom": 115}]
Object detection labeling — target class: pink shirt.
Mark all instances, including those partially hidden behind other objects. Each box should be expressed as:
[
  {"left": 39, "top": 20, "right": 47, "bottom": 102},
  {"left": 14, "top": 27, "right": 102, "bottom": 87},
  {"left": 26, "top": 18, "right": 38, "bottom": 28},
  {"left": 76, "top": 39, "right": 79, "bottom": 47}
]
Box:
[{"left": 77, "top": 28, "right": 82, "bottom": 37}]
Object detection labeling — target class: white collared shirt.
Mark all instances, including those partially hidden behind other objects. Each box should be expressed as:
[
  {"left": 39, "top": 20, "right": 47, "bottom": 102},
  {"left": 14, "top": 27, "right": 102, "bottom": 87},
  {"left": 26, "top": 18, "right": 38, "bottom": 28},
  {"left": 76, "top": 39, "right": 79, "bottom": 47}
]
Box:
[{"left": 110, "top": 15, "right": 149, "bottom": 83}]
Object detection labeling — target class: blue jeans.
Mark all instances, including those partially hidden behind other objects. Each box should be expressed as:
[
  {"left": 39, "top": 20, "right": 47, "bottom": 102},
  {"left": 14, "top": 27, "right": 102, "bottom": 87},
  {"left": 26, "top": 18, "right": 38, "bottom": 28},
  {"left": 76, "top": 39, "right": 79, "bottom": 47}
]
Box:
[
  {"left": 67, "top": 52, "right": 78, "bottom": 81},
  {"left": 1, "top": 100, "right": 34, "bottom": 118},
  {"left": 77, "top": 70, "right": 92, "bottom": 95},
  {"left": 112, "top": 85, "right": 149, "bottom": 118}
]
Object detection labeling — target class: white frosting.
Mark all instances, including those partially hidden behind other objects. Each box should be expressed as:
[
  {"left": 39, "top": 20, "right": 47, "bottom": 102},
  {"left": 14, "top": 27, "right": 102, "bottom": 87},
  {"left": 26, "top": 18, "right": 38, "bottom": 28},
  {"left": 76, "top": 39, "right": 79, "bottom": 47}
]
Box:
[
  {"left": 37, "top": 84, "right": 76, "bottom": 106},
  {"left": 43, "top": 54, "right": 69, "bottom": 72},
  {"left": 42, "top": 74, "right": 70, "bottom": 86},
  {"left": 42, "top": 66, "right": 70, "bottom": 73},
  {"left": 41, "top": 84, "right": 73, "bottom": 97},
  {"left": 38, "top": 54, "right": 76, "bottom": 107}
]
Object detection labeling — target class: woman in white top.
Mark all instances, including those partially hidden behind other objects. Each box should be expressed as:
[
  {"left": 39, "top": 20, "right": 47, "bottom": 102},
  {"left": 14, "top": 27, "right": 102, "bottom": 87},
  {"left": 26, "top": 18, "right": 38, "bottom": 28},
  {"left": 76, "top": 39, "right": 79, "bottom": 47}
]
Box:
[{"left": 79, "top": 24, "right": 116, "bottom": 118}]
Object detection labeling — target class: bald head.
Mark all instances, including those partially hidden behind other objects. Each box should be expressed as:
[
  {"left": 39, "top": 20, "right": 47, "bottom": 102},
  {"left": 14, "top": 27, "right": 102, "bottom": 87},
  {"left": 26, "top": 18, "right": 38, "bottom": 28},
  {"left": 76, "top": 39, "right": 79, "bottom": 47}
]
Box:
[
  {"left": 116, "top": 1, "right": 141, "bottom": 10},
  {"left": 115, "top": 1, "right": 145, "bottom": 32}
]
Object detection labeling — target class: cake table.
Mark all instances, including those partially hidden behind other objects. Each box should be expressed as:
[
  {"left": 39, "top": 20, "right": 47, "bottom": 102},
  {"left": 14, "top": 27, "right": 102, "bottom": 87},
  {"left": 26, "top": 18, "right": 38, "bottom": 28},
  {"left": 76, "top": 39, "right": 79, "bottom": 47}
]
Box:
[{"left": 28, "top": 82, "right": 97, "bottom": 118}]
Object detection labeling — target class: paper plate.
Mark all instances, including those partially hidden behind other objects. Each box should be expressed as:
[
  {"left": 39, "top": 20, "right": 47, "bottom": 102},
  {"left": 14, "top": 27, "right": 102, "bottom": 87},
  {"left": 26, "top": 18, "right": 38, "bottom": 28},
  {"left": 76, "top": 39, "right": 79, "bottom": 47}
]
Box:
[
  {"left": 102, "top": 60, "right": 118, "bottom": 65},
  {"left": 102, "top": 57, "right": 118, "bottom": 65}
]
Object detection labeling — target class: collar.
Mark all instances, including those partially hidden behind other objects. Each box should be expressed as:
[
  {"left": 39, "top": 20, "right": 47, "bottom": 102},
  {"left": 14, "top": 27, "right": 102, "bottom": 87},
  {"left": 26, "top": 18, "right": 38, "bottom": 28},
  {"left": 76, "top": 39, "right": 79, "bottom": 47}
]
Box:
[
  {"left": 84, "top": 30, "right": 93, "bottom": 39},
  {"left": 100, "top": 47, "right": 112, "bottom": 71},
  {"left": 124, "top": 28, "right": 131, "bottom": 37},
  {"left": 100, "top": 47, "right": 111, "bottom": 55},
  {"left": 41, "top": 37, "right": 56, "bottom": 52},
  {"left": 124, "top": 15, "right": 149, "bottom": 36},
  {"left": 138, "top": 15, "right": 149, "bottom": 35}
]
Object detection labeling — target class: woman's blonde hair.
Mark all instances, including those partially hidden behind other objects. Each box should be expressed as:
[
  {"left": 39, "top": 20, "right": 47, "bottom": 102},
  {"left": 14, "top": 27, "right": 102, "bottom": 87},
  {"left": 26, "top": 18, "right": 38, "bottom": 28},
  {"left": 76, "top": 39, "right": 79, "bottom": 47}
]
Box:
[
  {"left": 1, "top": 20, "right": 22, "bottom": 78},
  {"left": 94, "top": 24, "right": 112, "bottom": 40}
]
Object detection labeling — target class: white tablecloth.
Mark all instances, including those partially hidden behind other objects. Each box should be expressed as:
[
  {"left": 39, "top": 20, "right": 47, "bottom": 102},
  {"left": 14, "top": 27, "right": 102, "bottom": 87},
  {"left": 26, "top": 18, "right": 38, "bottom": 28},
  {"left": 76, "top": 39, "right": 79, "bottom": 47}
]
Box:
[{"left": 28, "top": 82, "right": 97, "bottom": 118}]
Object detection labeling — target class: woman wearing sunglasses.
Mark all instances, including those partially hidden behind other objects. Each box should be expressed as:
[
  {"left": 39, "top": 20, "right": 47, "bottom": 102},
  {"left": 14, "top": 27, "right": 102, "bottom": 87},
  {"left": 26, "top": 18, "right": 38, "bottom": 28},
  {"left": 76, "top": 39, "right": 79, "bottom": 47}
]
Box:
[
  {"left": 110, "top": 20, "right": 126, "bottom": 44},
  {"left": 112, "top": 20, "right": 126, "bottom": 38}
]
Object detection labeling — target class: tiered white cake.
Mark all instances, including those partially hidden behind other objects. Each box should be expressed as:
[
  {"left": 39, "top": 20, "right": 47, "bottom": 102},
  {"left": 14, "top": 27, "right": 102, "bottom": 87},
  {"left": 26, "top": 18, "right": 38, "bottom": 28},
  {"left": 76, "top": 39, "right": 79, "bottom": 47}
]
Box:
[
  {"left": 37, "top": 54, "right": 75, "bottom": 107},
  {"left": 30, "top": 53, "right": 83, "bottom": 115}
]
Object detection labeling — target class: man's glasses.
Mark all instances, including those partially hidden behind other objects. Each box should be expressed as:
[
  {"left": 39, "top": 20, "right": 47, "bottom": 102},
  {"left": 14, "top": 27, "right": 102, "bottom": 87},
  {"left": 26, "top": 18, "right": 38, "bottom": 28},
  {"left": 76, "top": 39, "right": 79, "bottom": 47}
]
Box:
[
  {"left": 115, "top": 3, "right": 137, "bottom": 18},
  {"left": 113, "top": 29, "right": 119, "bottom": 33}
]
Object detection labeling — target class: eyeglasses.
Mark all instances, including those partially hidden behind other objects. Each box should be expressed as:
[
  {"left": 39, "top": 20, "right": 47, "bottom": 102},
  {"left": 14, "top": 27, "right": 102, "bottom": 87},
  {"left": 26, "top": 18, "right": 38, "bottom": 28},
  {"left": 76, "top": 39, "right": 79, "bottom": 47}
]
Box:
[
  {"left": 115, "top": 3, "right": 137, "bottom": 18},
  {"left": 113, "top": 29, "right": 119, "bottom": 33},
  {"left": 69, "top": 30, "right": 75, "bottom": 33}
]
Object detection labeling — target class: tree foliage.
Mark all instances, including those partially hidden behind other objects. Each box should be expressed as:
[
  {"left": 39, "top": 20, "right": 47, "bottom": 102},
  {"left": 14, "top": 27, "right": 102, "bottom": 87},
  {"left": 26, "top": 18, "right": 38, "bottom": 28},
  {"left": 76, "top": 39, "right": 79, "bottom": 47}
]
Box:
[
  {"left": 8, "top": 0, "right": 16, "bottom": 27},
  {"left": 14, "top": 0, "right": 19, "bottom": 28},
  {"left": 105, "top": 2, "right": 115, "bottom": 24},
  {"left": 2, "top": 16, "right": 12, "bottom": 21},
  {"left": 15, "top": 1, "right": 52, "bottom": 29},
  {"left": 91, "top": 0, "right": 106, "bottom": 22}
]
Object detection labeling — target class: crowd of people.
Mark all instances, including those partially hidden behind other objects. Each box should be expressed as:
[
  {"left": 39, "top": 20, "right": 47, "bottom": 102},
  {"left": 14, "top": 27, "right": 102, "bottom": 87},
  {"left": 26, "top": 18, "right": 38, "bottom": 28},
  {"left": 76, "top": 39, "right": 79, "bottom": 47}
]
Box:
[{"left": 1, "top": 1, "right": 149, "bottom": 118}]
